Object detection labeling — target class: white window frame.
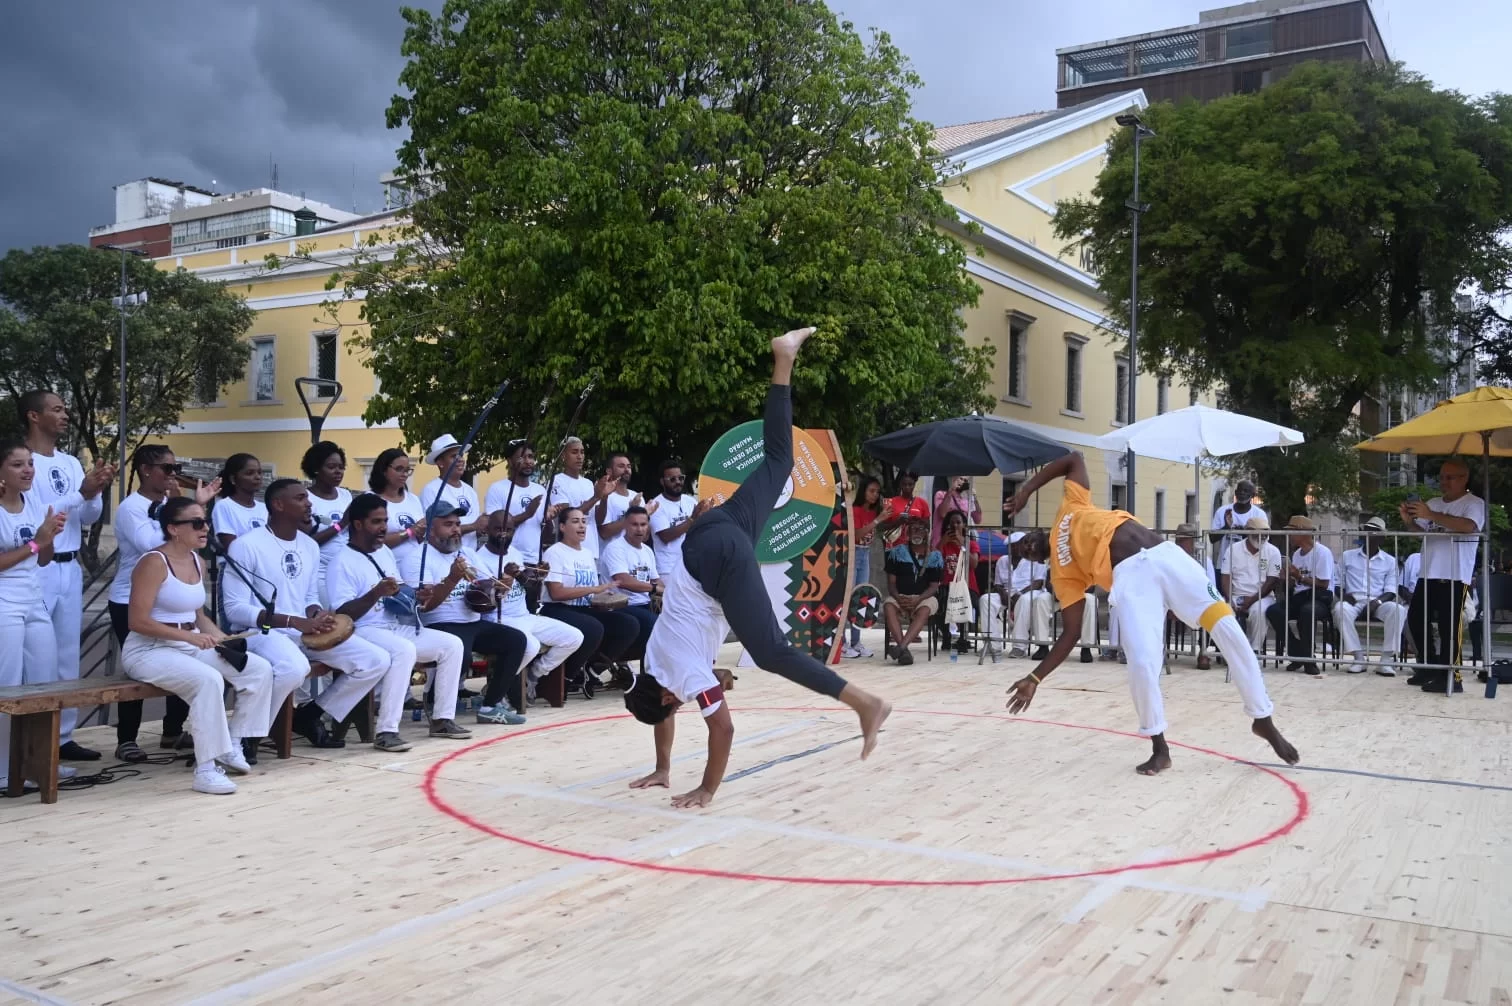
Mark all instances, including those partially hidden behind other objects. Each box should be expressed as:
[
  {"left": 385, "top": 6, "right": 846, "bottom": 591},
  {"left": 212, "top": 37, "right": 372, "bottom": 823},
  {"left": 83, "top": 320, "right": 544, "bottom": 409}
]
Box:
[{"left": 1062, "top": 333, "right": 1088, "bottom": 419}]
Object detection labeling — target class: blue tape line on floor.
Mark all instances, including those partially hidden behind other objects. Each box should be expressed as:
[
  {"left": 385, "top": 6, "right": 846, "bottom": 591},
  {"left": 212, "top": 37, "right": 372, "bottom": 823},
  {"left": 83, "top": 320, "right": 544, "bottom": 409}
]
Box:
[
  {"left": 724, "top": 735, "right": 861, "bottom": 783},
  {"left": 1246, "top": 762, "right": 1512, "bottom": 793}
]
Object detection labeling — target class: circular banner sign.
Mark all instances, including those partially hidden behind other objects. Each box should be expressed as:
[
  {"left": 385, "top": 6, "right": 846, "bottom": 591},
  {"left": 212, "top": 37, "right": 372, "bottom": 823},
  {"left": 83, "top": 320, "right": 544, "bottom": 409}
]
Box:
[{"left": 698, "top": 421, "right": 835, "bottom": 563}]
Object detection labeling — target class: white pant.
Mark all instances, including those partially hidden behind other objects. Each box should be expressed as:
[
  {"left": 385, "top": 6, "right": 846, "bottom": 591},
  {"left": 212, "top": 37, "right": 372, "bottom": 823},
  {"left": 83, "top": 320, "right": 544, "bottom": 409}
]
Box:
[
  {"left": 120, "top": 633, "right": 274, "bottom": 765},
  {"left": 355, "top": 624, "right": 464, "bottom": 732},
  {"left": 1332, "top": 598, "right": 1406, "bottom": 657},
  {"left": 243, "top": 630, "right": 338, "bottom": 731},
  {"left": 0, "top": 602, "right": 60, "bottom": 785},
  {"left": 1234, "top": 596, "right": 1275, "bottom": 651},
  {"left": 1110, "top": 542, "right": 1275, "bottom": 737},
  {"left": 499, "top": 613, "right": 583, "bottom": 676},
  {"left": 40, "top": 559, "right": 82, "bottom": 745},
  {"left": 977, "top": 594, "right": 1005, "bottom": 644},
  {"left": 1082, "top": 593, "right": 1105, "bottom": 648}
]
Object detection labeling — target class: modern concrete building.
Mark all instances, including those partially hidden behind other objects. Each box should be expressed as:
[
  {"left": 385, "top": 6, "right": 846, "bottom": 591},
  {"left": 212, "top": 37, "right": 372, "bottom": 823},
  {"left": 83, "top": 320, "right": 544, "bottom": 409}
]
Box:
[{"left": 1056, "top": 0, "right": 1388, "bottom": 108}]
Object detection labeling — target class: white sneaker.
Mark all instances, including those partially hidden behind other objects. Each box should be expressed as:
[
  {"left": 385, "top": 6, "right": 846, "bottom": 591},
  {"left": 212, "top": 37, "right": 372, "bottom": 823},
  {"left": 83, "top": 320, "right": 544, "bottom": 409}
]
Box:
[
  {"left": 1346, "top": 659, "right": 1366, "bottom": 674},
  {"left": 1375, "top": 655, "right": 1398, "bottom": 677},
  {"left": 192, "top": 764, "right": 237, "bottom": 795},
  {"left": 855, "top": 643, "right": 874, "bottom": 658},
  {"left": 842, "top": 646, "right": 861, "bottom": 659},
  {"left": 57, "top": 766, "right": 78, "bottom": 780},
  {"left": 216, "top": 747, "right": 252, "bottom": 776}
]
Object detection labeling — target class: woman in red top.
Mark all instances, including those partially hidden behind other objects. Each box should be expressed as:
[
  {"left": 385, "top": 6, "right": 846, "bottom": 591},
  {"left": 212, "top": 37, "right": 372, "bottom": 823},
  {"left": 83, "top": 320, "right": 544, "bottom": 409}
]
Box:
[
  {"left": 846, "top": 476, "right": 882, "bottom": 658},
  {"left": 937, "top": 509, "right": 981, "bottom": 653},
  {"left": 876, "top": 472, "right": 930, "bottom": 550}
]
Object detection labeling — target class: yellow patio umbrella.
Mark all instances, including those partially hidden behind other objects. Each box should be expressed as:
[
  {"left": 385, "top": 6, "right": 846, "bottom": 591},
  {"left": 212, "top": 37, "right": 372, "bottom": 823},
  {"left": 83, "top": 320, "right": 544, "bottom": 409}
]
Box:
[{"left": 1357, "top": 386, "right": 1512, "bottom": 697}]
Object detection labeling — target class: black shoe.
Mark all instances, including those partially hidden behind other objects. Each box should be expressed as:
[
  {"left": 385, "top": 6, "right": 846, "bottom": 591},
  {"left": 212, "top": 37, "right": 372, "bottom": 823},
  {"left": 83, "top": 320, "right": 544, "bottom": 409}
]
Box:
[
  {"left": 1422, "top": 676, "right": 1464, "bottom": 694},
  {"left": 159, "top": 733, "right": 183, "bottom": 750},
  {"left": 1304, "top": 664, "right": 1322, "bottom": 676},
  {"left": 954, "top": 637, "right": 971, "bottom": 654},
  {"left": 241, "top": 737, "right": 260, "bottom": 766},
  {"left": 1080, "top": 647, "right": 1094, "bottom": 663},
  {"left": 292, "top": 704, "right": 346, "bottom": 749},
  {"left": 59, "top": 741, "right": 101, "bottom": 761},
  {"left": 1405, "top": 674, "right": 1430, "bottom": 686},
  {"left": 1034, "top": 645, "right": 1050, "bottom": 661},
  {"left": 1285, "top": 662, "right": 1303, "bottom": 674},
  {"left": 458, "top": 687, "right": 480, "bottom": 699},
  {"left": 897, "top": 647, "right": 914, "bottom": 666}
]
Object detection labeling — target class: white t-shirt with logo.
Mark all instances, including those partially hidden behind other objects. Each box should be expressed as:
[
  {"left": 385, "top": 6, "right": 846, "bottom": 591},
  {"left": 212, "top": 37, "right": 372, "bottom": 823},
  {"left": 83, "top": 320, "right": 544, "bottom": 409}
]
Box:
[
  {"left": 1288, "top": 543, "right": 1335, "bottom": 594},
  {"left": 327, "top": 544, "right": 404, "bottom": 631},
  {"left": 1224, "top": 540, "right": 1283, "bottom": 600},
  {"left": 1415, "top": 492, "right": 1486, "bottom": 584},
  {"left": 212, "top": 497, "right": 268, "bottom": 542},
  {"left": 549, "top": 473, "right": 600, "bottom": 556},
  {"left": 643, "top": 563, "right": 725, "bottom": 716},
  {"left": 476, "top": 544, "right": 531, "bottom": 621},
  {"left": 0, "top": 491, "right": 49, "bottom": 597},
  {"left": 223, "top": 526, "right": 320, "bottom": 636},
  {"left": 484, "top": 479, "right": 547, "bottom": 565},
  {"left": 30, "top": 450, "right": 101, "bottom": 554},
  {"left": 383, "top": 490, "right": 428, "bottom": 568},
  {"left": 307, "top": 487, "right": 353, "bottom": 577},
  {"left": 420, "top": 477, "right": 482, "bottom": 551},
  {"left": 397, "top": 542, "right": 485, "bottom": 626},
  {"left": 542, "top": 541, "right": 600, "bottom": 607},
  {"left": 596, "top": 490, "right": 635, "bottom": 550},
  {"left": 649, "top": 494, "right": 699, "bottom": 577},
  {"left": 600, "top": 537, "right": 659, "bottom": 606}
]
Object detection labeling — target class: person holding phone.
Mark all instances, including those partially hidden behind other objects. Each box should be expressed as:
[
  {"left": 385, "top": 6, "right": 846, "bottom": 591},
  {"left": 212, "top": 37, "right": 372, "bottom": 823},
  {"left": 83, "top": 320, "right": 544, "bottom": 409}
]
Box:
[{"left": 932, "top": 475, "right": 981, "bottom": 549}]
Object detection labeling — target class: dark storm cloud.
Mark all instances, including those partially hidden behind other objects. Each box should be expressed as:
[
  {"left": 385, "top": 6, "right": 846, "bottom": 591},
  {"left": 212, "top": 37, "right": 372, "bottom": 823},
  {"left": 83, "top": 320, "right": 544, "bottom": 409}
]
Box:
[{"left": 0, "top": 0, "right": 1496, "bottom": 255}]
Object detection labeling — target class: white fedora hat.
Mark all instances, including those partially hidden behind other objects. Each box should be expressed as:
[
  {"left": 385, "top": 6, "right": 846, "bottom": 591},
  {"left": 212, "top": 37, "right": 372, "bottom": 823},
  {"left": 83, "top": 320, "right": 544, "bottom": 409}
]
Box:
[{"left": 424, "top": 433, "right": 462, "bottom": 465}]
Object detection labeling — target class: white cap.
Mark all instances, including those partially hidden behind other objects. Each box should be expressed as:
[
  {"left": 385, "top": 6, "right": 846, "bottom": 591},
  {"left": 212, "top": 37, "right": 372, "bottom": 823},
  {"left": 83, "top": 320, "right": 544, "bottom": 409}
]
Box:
[
  {"left": 1009, "top": 531, "right": 1026, "bottom": 544},
  {"left": 425, "top": 433, "right": 462, "bottom": 465}
]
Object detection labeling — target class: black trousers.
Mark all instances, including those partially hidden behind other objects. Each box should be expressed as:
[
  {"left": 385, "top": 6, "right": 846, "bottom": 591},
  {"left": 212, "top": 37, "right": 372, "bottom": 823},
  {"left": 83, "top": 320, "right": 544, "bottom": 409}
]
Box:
[
  {"left": 620, "top": 604, "right": 657, "bottom": 657},
  {"left": 539, "top": 604, "right": 639, "bottom": 674},
  {"left": 681, "top": 383, "right": 848, "bottom": 700},
  {"left": 432, "top": 620, "right": 529, "bottom": 708},
  {"left": 1265, "top": 589, "right": 1332, "bottom": 662},
  {"left": 109, "top": 601, "right": 191, "bottom": 745},
  {"left": 1409, "top": 578, "right": 1469, "bottom": 675}
]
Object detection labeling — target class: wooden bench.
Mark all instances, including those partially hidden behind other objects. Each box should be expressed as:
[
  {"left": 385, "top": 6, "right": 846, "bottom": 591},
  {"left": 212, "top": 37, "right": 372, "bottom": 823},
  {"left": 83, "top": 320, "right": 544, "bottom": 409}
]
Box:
[{"left": 0, "top": 679, "right": 170, "bottom": 804}]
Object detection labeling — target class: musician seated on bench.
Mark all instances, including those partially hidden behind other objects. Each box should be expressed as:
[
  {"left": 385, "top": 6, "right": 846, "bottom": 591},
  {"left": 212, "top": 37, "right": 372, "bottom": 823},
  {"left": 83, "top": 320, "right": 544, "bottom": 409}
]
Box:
[
  {"left": 224, "top": 477, "right": 390, "bottom": 756},
  {"left": 120, "top": 498, "right": 275, "bottom": 795}
]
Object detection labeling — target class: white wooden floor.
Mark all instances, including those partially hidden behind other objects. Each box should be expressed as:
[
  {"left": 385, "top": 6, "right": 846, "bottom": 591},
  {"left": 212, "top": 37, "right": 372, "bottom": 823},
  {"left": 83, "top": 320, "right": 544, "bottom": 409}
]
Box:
[{"left": 4, "top": 632, "right": 1512, "bottom": 1006}]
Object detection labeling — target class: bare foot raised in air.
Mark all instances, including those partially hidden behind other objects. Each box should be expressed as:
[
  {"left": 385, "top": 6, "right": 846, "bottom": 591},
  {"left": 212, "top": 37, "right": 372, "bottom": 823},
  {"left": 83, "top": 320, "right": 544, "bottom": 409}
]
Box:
[
  {"left": 858, "top": 696, "right": 892, "bottom": 760},
  {"left": 771, "top": 326, "right": 816, "bottom": 360},
  {"left": 1252, "top": 717, "right": 1299, "bottom": 765}
]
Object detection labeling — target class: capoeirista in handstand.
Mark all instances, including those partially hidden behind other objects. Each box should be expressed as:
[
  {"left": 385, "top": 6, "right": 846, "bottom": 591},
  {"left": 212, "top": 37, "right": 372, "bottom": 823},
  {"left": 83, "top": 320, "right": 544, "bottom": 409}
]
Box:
[
  {"left": 622, "top": 326, "right": 892, "bottom": 809},
  {"left": 1004, "top": 451, "right": 1299, "bottom": 776}
]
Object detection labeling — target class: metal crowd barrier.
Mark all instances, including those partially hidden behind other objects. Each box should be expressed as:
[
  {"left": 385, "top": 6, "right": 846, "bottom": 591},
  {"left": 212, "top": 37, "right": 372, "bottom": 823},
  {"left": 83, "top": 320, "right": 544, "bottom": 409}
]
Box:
[{"left": 939, "top": 523, "right": 1495, "bottom": 697}]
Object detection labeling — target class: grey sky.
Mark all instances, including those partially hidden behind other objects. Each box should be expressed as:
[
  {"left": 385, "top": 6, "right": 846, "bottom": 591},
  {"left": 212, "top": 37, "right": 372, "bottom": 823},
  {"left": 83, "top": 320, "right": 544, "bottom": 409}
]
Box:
[{"left": 0, "top": 0, "right": 1497, "bottom": 255}]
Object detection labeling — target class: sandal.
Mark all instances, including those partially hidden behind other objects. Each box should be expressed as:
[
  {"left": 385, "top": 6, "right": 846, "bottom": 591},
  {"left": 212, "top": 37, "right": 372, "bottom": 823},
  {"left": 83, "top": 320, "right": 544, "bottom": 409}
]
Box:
[{"left": 115, "top": 741, "right": 148, "bottom": 763}]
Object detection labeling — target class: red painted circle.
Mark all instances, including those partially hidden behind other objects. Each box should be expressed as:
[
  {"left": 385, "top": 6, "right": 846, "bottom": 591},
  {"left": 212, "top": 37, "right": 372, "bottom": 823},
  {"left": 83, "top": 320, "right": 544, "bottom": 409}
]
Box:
[{"left": 422, "top": 707, "right": 1310, "bottom": 889}]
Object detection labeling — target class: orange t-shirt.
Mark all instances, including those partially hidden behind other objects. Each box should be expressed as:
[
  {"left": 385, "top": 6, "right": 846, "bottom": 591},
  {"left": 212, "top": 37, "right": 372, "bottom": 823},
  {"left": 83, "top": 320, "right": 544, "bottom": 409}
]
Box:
[{"left": 1049, "top": 481, "right": 1134, "bottom": 610}]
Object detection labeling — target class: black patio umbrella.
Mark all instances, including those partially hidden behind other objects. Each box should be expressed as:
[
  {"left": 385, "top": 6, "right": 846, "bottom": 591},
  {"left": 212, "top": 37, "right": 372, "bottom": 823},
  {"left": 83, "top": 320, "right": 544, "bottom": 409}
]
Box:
[{"left": 863, "top": 415, "right": 1070, "bottom": 476}]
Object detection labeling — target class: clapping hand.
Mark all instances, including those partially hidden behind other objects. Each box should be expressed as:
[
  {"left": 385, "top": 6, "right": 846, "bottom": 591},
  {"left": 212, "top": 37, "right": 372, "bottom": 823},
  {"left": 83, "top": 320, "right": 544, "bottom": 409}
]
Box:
[
  {"left": 81, "top": 461, "right": 116, "bottom": 498},
  {"left": 32, "top": 507, "right": 64, "bottom": 547},
  {"left": 195, "top": 478, "right": 221, "bottom": 504}
]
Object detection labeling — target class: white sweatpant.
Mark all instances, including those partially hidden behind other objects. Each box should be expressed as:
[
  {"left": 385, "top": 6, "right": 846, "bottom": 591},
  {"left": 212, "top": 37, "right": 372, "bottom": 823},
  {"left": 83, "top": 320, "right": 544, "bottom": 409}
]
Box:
[
  {"left": 293, "top": 629, "right": 393, "bottom": 723},
  {"left": 977, "top": 594, "right": 1005, "bottom": 645},
  {"left": 120, "top": 633, "right": 274, "bottom": 765},
  {"left": 40, "top": 560, "right": 82, "bottom": 745},
  {"left": 1332, "top": 598, "right": 1407, "bottom": 657},
  {"left": 1236, "top": 597, "right": 1274, "bottom": 651},
  {"left": 1081, "top": 593, "right": 1104, "bottom": 648},
  {"left": 500, "top": 613, "right": 583, "bottom": 676},
  {"left": 1011, "top": 591, "right": 1053, "bottom": 646},
  {"left": 243, "top": 630, "right": 338, "bottom": 732},
  {"left": 1110, "top": 542, "right": 1275, "bottom": 737},
  {"left": 356, "top": 624, "right": 464, "bottom": 732},
  {"left": 0, "top": 603, "right": 59, "bottom": 786}
]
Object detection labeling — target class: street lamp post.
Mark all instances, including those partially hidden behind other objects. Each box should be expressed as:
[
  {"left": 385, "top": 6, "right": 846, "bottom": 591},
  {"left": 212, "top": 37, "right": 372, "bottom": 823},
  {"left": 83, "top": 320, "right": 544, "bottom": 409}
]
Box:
[
  {"left": 101, "top": 243, "right": 148, "bottom": 501},
  {"left": 1115, "top": 112, "right": 1154, "bottom": 518}
]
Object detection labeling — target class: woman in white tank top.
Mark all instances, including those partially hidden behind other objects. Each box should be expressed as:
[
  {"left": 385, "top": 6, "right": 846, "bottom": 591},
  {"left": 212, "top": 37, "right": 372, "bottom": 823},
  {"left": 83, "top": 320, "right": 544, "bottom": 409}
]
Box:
[{"left": 120, "top": 498, "right": 276, "bottom": 795}]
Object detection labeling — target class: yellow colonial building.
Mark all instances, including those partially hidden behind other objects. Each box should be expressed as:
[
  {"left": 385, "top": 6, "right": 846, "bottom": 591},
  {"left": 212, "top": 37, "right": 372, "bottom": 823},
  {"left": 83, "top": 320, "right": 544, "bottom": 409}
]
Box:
[
  {"left": 933, "top": 88, "right": 1208, "bottom": 528},
  {"left": 156, "top": 87, "right": 1212, "bottom": 527}
]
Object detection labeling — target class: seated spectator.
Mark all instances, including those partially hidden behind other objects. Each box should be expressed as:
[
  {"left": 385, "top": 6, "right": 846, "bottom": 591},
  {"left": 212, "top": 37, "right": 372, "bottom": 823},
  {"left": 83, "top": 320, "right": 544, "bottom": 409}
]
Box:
[
  {"left": 120, "top": 498, "right": 275, "bottom": 795},
  {"left": 979, "top": 532, "right": 1053, "bottom": 660},
  {"left": 935, "top": 510, "right": 980, "bottom": 653},
  {"left": 931, "top": 476, "right": 981, "bottom": 549},
  {"left": 1172, "top": 523, "right": 1217, "bottom": 669},
  {"left": 600, "top": 506, "right": 662, "bottom": 655},
  {"left": 1218, "top": 517, "right": 1283, "bottom": 656},
  {"left": 398, "top": 507, "right": 530, "bottom": 726},
  {"left": 845, "top": 475, "right": 882, "bottom": 659},
  {"left": 882, "top": 521, "right": 941, "bottom": 666},
  {"left": 541, "top": 506, "right": 639, "bottom": 695},
  {"left": 478, "top": 511, "right": 582, "bottom": 710},
  {"left": 326, "top": 493, "right": 470, "bottom": 751},
  {"left": 1333, "top": 516, "right": 1406, "bottom": 675},
  {"left": 1266, "top": 516, "right": 1334, "bottom": 675}
]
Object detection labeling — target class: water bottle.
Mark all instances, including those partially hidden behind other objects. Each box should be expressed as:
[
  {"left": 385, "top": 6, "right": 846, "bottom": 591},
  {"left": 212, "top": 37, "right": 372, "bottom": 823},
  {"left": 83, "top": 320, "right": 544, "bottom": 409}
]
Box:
[{"left": 411, "top": 706, "right": 422, "bottom": 722}]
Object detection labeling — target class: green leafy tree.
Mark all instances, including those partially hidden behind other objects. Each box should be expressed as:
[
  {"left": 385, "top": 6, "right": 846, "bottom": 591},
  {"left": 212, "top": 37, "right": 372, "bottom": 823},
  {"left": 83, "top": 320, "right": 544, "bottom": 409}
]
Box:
[
  {"left": 1056, "top": 63, "right": 1512, "bottom": 522},
  {"left": 0, "top": 244, "right": 254, "bottom": 564},
  {"left": 336, "top": 0, "right": 988, "bottom": 475}
]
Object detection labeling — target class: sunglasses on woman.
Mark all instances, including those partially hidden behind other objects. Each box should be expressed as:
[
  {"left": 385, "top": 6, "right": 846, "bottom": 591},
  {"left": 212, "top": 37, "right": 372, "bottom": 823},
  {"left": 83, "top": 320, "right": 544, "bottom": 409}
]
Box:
[
  {"left": 168, "top": 517, "right": 209, "bottom": 530},
  {"left": 154, "top": 463, "right": 184, "bottom": 475}
]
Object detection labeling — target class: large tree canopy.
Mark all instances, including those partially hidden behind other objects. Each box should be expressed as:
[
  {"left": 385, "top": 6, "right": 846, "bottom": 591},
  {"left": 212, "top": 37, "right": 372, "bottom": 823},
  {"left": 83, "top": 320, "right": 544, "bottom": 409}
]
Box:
[
  {"left": 340, "top": 0, "right": 988, "bottom": 473},
  {"left": 1056, "top": 62, "right": 1512, "bottom": 520}
]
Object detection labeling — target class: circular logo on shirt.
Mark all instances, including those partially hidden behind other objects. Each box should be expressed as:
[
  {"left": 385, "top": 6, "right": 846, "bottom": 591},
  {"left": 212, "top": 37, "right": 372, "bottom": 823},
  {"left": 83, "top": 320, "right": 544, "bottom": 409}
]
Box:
[
  {"left": 282, "top": 550, "right": 303, "bottom": 579},
  {"left": 398, "top": 514, "right": 416, "bottom": 529},
  {"left": 699, "top": 421, "right": 835, "bottom": 563},
  {"left": 49, "top": 467, "right": 67, "bottom": 495},
  {"left": 251, "top": 519, "right": 264, "bottom": 529},
  {"left": 17, "top": 524, "right": 36, "bottom": 544}
]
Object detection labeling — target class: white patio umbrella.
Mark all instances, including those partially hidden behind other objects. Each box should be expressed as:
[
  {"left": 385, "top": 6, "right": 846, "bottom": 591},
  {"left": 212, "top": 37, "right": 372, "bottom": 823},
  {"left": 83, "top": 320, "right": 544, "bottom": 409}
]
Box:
[{"left": 1098, "top": 404, "right": 1304, "bottom": 526}]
